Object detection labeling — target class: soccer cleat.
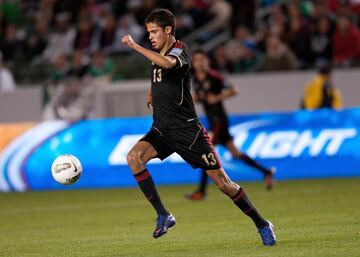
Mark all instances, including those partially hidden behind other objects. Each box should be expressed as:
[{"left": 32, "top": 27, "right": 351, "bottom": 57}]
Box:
[
  {"left": 258, "top": 221, "right": 277, "bottom": 246},
  {"left": 153, "top": 213, "right": 176, "bottom": 239},
  {"left": 264, "top": 167, "right": 276, "bottom": 190},
  {"left": 185, "top": 191, "right": 206, "bottom": 201}
]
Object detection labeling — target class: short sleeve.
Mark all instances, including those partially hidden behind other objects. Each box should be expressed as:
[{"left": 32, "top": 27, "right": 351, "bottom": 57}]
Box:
[
  {"left": 222, "top": 79, "right": 232, "bottom": 89},
  {"left": 167, "top": 42, "right": 190, "bottom": 68},
  {"left": 209, "top": 69, "right": 231, "bottom": 91}
]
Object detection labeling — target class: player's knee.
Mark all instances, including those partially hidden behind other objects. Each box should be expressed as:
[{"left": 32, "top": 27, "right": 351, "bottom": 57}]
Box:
[{"left": 126, "top": 150, "right": 143, "bottom": 169}]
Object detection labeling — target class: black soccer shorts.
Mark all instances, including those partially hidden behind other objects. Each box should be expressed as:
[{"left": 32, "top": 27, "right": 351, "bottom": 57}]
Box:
[
  {"left": 209, "top": 118, "right": 233, "bottom": 146},
  {"left": 140, "top": 122, "right": 222, "bottom": 170}
]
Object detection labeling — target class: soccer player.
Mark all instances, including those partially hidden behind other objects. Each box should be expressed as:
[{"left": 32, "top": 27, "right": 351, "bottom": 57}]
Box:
[
  {"left": 186, "top": 49, "right": 275, "bottom": 201},
  {"left": 121, "top": 8, "right": 276, "bottom": 246}
]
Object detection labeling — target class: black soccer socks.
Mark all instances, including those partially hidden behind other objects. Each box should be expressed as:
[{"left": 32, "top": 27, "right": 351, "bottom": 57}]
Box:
[
  {"left": 199, "top": 170, "right": 209, "bottom": 193},
  {"left": 237, "top": 153, "right": 272, "bottom": 176},
  {"left": 232, "top": 187, "right": 268, "bottom": 228},
  {"left": 134, "top": 169, "right": 169, "bottom": 215}
]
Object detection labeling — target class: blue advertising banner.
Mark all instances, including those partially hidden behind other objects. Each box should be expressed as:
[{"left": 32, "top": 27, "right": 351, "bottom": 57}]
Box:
[{"left": 1, "top": 108, "right": 360, "bottom": 191}]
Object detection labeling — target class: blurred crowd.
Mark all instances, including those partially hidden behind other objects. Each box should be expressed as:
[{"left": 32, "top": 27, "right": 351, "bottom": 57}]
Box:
[
  {"left": 0, "top": 0, "right": 359, "bottom": 80},
  {"left": 214, "top": 0, "right": 360, "bottom": 73},
  {"left": 0, "top": 0, "right": 357, "bottom": 120}
]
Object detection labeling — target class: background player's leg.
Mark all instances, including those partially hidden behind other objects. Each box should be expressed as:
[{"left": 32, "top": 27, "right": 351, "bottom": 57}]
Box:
[
  {"left": 205, "top": 168, "right": 268, "bottom": 229},
  {"left": 226, "top": 140, "right": 275, "bottom": 190},
  {"left": 127, "top": 141, "right": 168, "bottom": 215},
  {"left": 186, "top": 170, "right": 208, "bottom": 200},
  {"left": 226, "top": 140, "right": 272, "bottom": 175},
  {"left": 199, "top": 170, "right": 209, "bottom": 193}
]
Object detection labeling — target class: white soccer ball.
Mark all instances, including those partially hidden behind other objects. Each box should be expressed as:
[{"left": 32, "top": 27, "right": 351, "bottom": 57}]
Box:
[{"left": 51, "top": 154, "right": 82, "bottom": 185}]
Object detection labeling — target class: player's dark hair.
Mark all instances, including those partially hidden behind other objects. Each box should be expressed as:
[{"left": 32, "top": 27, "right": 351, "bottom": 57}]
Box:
[
  {"left": 145, "top": 8, "right": 176, "bottom": 35},
  {"left": 318, "top": 62, "right": 332, "bottom": 75},
  {"left": 191, "top": 49, "right": 210, "bottom": 75}
]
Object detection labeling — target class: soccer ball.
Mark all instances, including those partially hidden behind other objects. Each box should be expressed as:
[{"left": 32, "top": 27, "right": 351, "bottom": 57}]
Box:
[{"left": 51, "top": 154, "right": 82, "bottom": 185}]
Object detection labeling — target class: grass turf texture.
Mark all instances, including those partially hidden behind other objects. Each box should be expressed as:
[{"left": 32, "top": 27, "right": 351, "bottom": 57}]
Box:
[{"left": 0, "top": 178, "right": 359, "bottom": 257}]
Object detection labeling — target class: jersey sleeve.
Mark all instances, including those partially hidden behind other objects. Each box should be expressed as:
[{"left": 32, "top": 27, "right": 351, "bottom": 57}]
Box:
[
  {"left": 210, "top": 70, "right": 231, "bottom": 91},
  {"left": 167, "top": 42, "right": 190, "bottom": 68},
  {"left": 222, "top": 79, "right": 232, "bottom": 89}
]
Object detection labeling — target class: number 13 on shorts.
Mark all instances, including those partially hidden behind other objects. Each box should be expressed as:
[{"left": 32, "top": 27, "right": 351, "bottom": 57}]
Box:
[{"left": 202, "top": 152, "right": 217, "bottom": 166}]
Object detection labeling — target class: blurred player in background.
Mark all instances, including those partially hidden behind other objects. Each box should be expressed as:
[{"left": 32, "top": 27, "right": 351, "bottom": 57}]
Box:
[
  {"left": 121, "top": 8, "right": 276, "bottom": 246},
  {"left": 301, "top": 62, "right": 343, "bottom": 110},
  {"left": 187, "top": 50, "right": 275, "bottom": 201}
]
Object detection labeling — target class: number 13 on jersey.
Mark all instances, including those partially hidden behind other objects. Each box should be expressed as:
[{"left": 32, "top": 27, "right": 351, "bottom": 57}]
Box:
[{"left": 153, "top": 68, "right": 162, "bottom": 83}]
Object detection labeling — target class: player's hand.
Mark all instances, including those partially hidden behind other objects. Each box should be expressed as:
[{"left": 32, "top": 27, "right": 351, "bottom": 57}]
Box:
[
  {"left": 147, "top": 92, "right": 153, "bottom": 109},
  {"left": 206, "top": 93, "right": 220, "bottom": 105},
  {"left": 121, "top": 34, "right": 138, "bottom": 49}
]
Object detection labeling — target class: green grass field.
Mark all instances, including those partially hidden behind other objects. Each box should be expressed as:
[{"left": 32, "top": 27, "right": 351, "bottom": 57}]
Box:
[{"left": 1, "top": 178, "right": 359, "bottom": 257}]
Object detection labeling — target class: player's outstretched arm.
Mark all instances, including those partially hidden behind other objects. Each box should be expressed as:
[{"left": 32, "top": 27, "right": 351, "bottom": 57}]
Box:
[
  {"left": 223, "top": 86, "right": 238, "bottom": 99},
  {"left": 121, "top": 34, "right": 176, "bottom": 69},
  {"left": 207, "top": 86, "right": 238, "bottom": 104}
]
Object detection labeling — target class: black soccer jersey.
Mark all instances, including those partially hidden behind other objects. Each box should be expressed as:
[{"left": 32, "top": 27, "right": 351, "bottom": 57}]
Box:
[
  {"left": 151, "top": 41, "right": 198, "bottom": 129},
  {"left": 192, "top": 69, "right": 230, "bottom": 123}
]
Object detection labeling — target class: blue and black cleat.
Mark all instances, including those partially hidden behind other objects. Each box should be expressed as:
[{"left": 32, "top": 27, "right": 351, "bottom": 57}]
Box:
[
  {"left": 153, "top": 213, "right": 176, "bottom": 239},
  {"left": 258, "top": 221, "right": 277, "bottom": 246}
]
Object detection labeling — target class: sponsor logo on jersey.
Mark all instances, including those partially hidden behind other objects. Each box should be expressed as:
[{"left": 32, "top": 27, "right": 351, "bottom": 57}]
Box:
[{"left": 169, "top": 47, "right": 182, "bottom": 56}]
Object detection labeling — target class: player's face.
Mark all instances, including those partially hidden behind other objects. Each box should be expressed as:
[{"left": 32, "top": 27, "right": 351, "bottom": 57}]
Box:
[
  {"left": 192, "top": 53, "right": 210, "bottom": 72},
  {"left": 146, "top": 22, "right": 169, "bottom": 50}
]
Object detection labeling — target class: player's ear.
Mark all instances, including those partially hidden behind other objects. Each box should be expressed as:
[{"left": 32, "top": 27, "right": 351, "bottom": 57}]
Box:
[{"left": 165, "top": 26, "right": 172, "bottom": 35}]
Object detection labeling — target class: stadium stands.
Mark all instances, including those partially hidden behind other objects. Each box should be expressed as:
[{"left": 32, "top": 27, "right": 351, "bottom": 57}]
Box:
[{"left": 0, "top": 0, "right": 359, "bottom": 84}]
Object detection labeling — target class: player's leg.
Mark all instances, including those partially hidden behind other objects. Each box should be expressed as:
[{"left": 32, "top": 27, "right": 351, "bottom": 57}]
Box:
[
  {"left": 127, "top": 136, "right": 176, "bottom": 238},
  {"left": 206, "top": 168, "right": 276, "bottom": 245},
  {"left": 226, "top": 140, "right": 275, "bottom": 190},
  {"left": 174, "top": 123, "right": 276, "bottom": 245},
  {"left": 205, "top": 168, "right": 267, "bottom": 227},
  {"left": 127, "top": 140, "right": 169, "bottom": 215},
  {"left": 186, "top": 169, "right": 208, "bottom": 200},
  {"left": 198, "top": 169, "right": 209, "bottom": 194}
]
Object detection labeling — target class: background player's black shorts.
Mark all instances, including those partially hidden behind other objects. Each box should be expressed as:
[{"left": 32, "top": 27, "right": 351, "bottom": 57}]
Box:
[
  {"left": 209, "top": 118, "right": 233, "bottom": 146},
  {"left": 140, "top": 122, "right": 222, "bottom": 170}
]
